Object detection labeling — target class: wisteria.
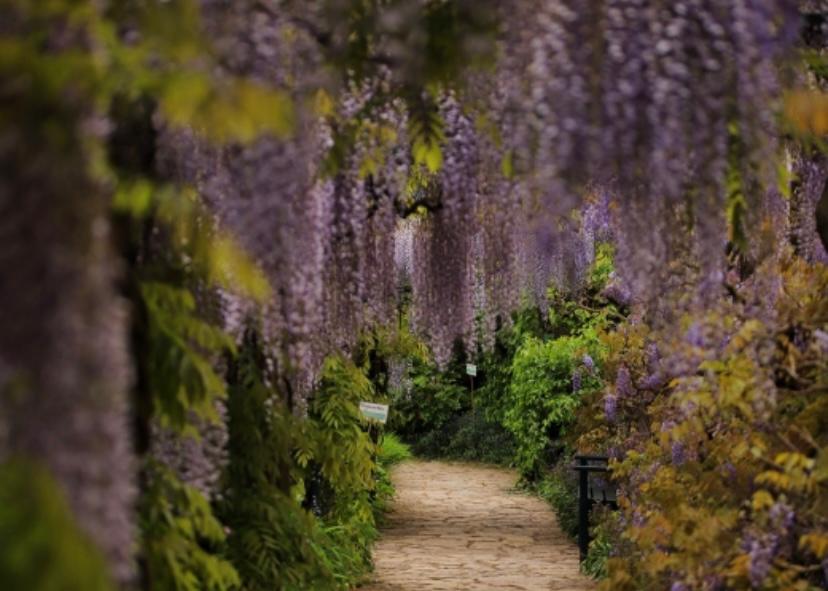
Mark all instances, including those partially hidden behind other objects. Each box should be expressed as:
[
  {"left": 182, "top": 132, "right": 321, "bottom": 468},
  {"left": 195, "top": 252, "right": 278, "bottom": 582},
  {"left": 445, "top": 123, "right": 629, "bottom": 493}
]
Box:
[
  {"left": 4, "top": 1, "right": 828, "bottom": 588},
  {"left": 501, "top": 0, "right": 801, "bottom": 303},
  {"left": 151, "top": 1, "right": 816, "bottom": 377}
]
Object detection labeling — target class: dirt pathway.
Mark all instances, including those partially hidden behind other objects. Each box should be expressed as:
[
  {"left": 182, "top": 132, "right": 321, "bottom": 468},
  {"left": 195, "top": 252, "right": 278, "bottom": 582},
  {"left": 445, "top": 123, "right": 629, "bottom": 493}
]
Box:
[{"left": 361, "top": 460, "right": 594, "bottom": 591}]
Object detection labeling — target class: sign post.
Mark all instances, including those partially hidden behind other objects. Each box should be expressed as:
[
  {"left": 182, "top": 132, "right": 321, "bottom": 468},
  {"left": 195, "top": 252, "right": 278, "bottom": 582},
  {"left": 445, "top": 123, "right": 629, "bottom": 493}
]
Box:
[
  {"left": 465, "top": 363, "right": 477, "bottom": 411},
  {"left": 358, "top": 401, "right": 389, "bottom": 424}
]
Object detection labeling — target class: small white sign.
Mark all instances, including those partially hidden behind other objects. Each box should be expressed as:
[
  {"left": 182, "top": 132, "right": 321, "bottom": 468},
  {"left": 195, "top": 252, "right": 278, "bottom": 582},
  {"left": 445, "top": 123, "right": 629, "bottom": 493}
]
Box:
[
  {"left": 466, "top": 363, "right": 477, "bottom": 377},
  {"left": 359, "top": 401, "right": 389, "bottom": 424}
]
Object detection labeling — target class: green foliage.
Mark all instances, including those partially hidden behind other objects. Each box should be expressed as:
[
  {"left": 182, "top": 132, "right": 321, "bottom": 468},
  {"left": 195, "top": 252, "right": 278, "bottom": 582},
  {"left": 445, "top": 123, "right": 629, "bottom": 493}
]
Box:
[
  {"left": 390, "top": 249, "right": 619, "bottom": 478},
  {"left": 314, "top": 510, "right": 377, "bottom": 588},
  {"left": 474, "top": 307, "right": 549, "bottom": 425},
  {"left": 389, "top": 355, "right": 468, "bottom": 437},
  {"left": 725, "top": 124, "right": 749, "bottom": 254},
  {"left": 408, "top": 96, "right": 446, "bottom": 173},
  {"left": 362, "top": 433, "right": 408, "bottom": 525},
  {"left": 547, "top": 281, "right": 620, "bottom": 338},
  {"left": 299, "top": 356, "right": 378, "bottom": 495},
  {"left": 125, "top": 191, "right": 265, "bottom": 590},
  {"left": 226, "top": 486, "right": 333, "bottom": 591},
  {"left": 532, "top": 464, "right": 580, "bottom": 541},
  {"left": 378, "top": 433, "right": 413, "bottom": 467},
  {"left": 140, "top": 461, "right": 239, "bottom": 591},
  {"left": 115, "top": 181, "right": 272, "bottom": 302},
  {"left": 372, "top": 319, "right": 431, "bottom": 365},
  {"left": 586, "top": 243, "right": 615, "bottom": 294},
  {"left": 222, "top": 329, "right": 322, "bottom": 590},
  {"left": 386, "top": 331, "right": 520, "bottom": 465},
  {"left": 299, "top": 356, "right": 385, "bottom": 587},
  {"left": 222, "top": 328, "right": 394, "bottom": 590},
  {"left": 439, "top": 411, "right": 517, "bottom": 465},
  {"left": 141, "top": 281, "right": 235, "bottom": 430},
  {"left": 0, "top": 459, "right": 114, "bottom": 591},
  {"left": 582, "top": 507, "right": 615, "bottom": 580},
  {"left": 410, "top": 410, "right": 516, "bottom": 465},
  {"left": 506, "top": 333, "right": 603, "bottom": 479}
]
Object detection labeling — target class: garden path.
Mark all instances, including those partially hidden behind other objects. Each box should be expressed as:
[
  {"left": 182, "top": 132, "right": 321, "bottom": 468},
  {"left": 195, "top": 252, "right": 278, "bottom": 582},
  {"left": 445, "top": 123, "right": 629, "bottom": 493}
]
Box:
[{"left": 361, "top": 460, "right": 594, "bottom": 591}]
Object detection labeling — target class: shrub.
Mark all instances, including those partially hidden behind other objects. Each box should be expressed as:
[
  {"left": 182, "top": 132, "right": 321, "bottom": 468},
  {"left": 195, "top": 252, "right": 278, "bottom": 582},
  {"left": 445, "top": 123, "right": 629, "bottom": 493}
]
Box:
[
  {"left": 222, "top": 328, "right": 393, "bottom": 590},
  {"left": 441, "top": 411, "right": 517, "bottom": 465},
  {"left": 406, "top": 410, "right": 517, "bottom": 465},
  {"left": 533, "top": 461, "right": 580, "bottom": 540},
  {"left": 140, "top": 461, "right": 239, "bottom": 591},
  {"left": 506, "top": 333, "right": 603, "bottom": 479},
  {"left": 585, "top": 258, "right": 828, "bottom": 590},
  {"left": 378, "top": 433, "right": 412, "bottom": 467},
  {"left": 582, "top": 506, "right": 615, "bottom": 580},
  {"left": 389, "top": 356, "right": 468, "bottom": 438}
]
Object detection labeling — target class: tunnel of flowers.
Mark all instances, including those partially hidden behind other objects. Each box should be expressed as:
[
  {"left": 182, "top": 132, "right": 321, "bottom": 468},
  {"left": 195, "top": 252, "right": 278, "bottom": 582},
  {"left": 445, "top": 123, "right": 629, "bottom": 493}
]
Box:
[{"left": 2, "top": 1, "right": 828, "bottom": 590}]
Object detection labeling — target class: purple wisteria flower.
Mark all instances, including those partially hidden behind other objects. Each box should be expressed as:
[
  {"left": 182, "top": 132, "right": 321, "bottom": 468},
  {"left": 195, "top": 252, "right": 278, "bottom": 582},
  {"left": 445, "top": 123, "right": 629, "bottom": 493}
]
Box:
[
  {"left": 571, "top": 369, "right": 582, "bottom": 392},
  {"left": 671, "top": 441, "right": 686, "bottom": 466},
  {"left": 814, "top": 329, "right": 828, "bottom": 354},
  {"left": 604, "top": 392, "right": 618, "bottom": 423},
  {"left": 638, "top": 371, "right": 666, "bottom": 391},
  {"left": 769, "top": 501, "right": 795, "bottom": 532},
  {"left": 615, "top": 365, "right": 634, "bottom": 399},
  {"left": 746, "top": 534, "right": 778, "bottom": 588},
  {"left": 632, "top": 510, "right": 646, "bottom": 528},
  {"left": 685, "top": 322, "right": 706, "bottom": 348},
  {"left": 601, "top": 281, "right": 632, "bottom": 307},
  {"left": 645, "top": 342, "right": 660, "bottom": 372},
  {"left": 582, "top": 353, "right": 595, "bottom": 371}
]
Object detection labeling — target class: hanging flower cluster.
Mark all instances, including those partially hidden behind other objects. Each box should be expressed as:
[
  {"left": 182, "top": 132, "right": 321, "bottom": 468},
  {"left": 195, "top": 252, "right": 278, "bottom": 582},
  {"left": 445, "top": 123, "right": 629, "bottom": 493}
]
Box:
[{"left": 158, "top": 1, "right": 815, "bottom": 390}]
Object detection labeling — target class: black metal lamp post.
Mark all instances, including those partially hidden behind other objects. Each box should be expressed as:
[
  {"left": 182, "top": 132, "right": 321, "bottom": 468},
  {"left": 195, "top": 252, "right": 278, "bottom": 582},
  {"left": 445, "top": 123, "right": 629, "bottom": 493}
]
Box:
[{"left": 572, "top": 454, "right": 614, "bottom": 561}]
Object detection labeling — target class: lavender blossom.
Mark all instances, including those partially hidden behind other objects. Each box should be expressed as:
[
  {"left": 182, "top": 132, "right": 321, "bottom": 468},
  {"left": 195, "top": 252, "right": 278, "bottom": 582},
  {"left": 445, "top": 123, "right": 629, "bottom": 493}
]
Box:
[
  {"left": 615, "top": 365, "right": 634, "bottom": 399},
  {"left": 747, "top": 535, "right": 779, "bottom": 588},
  {"left": 632, "top": 510, "right": 646, "bottom": 528},
  {"left": 685, "top": 322, "right": 706, "bottom": 348},
  {"left": 769, "top": 501, "right": 795, "bottom": 532},
  {"left": 671, "top": 441, "right": 686, "bottom": 466},
  {"left": 604, "top": 392, "right": 618, "bottom": 423},
  {"left": 572, "top": 369, "right": 582, "bottom": 392},
  {"left": 638, "top": 371, "right": 666, "bottom": 391},
  {"left": 645, "top": 342, "right": 661, "bottom": 373}
]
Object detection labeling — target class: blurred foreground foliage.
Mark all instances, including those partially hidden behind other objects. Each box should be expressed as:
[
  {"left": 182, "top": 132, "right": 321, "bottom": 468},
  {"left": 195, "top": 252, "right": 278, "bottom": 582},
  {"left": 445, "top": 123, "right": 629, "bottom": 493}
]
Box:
[
  {"left": 0, "top": 460, "right": 114, "bottom": 591},
  {"left": 2, "top": 2, "right": 415, "bottom": 588}
]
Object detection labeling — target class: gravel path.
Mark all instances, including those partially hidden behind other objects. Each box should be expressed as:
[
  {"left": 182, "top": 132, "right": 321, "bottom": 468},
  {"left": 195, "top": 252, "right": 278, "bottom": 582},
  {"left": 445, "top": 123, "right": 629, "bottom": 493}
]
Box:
[{"left": 361, "top": 460, "right": 594, "bottom": 591}]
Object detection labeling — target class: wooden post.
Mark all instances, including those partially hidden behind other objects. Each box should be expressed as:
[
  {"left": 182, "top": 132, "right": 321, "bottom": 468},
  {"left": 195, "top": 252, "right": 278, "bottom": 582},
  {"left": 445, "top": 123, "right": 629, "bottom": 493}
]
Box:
[
  {"left": 578, "top": 457, "right": 590, "bottom": 561},
  {"left": 470, "top": 373, "right": 474, "bottom": 412}
]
